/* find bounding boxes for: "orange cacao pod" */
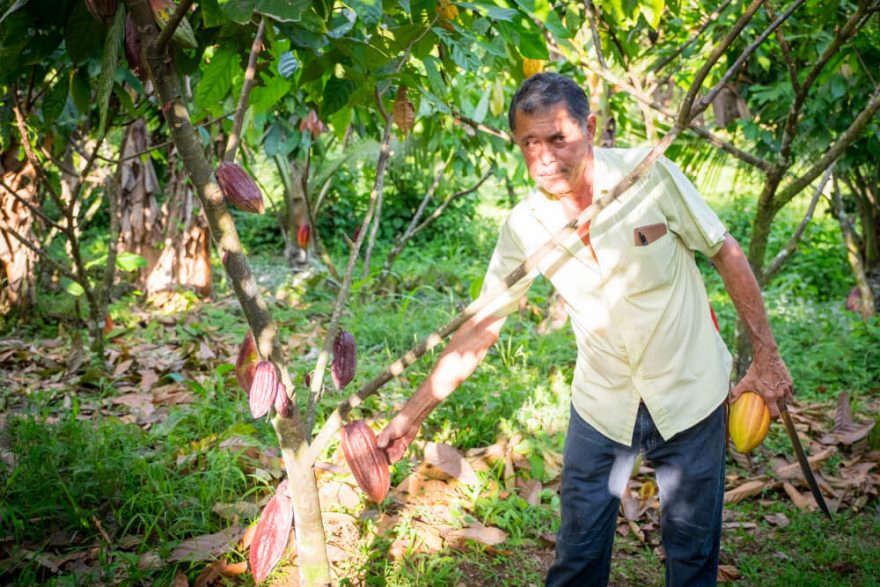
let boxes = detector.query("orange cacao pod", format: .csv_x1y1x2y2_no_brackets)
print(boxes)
216,162,265,214
728,391,771,453
249,361,280,419
236,332,258,392
249,479,293,584
331,329,357,390
340,420,390,503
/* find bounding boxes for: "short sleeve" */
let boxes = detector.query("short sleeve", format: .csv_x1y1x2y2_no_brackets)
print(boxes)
478,216,539,317
655,157,727,257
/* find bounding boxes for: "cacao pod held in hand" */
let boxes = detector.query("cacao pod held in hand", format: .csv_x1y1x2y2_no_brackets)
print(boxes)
216,162,265,214
341,420,390,503
728,391,771,453
236,332,258,392
331,329,357,390
249,361,280,419
249,480,293,584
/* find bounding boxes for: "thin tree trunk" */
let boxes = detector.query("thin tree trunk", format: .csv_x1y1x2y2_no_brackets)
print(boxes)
831,175,875,320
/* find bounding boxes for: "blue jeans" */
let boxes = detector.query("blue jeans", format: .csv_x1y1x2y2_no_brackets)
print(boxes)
546,402,726,587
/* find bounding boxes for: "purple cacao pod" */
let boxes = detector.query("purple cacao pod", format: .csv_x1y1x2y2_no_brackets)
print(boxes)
249,361,279,419
85,0,117,24
249,479,292,584
235,332,258,393
216,162,265,214
331,329,357,390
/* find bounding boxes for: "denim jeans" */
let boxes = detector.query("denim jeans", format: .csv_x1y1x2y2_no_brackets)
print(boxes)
546,402,726,587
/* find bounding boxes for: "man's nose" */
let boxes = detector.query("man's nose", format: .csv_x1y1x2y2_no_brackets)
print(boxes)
539,146,555,165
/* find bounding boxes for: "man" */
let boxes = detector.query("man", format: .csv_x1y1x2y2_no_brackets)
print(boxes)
377,73,792,586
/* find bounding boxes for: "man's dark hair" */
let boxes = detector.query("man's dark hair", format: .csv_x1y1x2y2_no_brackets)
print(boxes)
508,72,590,133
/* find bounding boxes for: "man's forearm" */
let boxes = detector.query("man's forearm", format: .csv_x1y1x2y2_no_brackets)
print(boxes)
399,313,507,425
711,233,777,354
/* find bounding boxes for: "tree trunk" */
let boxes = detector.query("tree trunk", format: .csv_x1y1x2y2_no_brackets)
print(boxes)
278,156,310,267
118,119,161,284
0,153,38,318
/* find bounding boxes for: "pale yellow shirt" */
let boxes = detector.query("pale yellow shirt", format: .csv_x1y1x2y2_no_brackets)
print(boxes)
480,148,732,445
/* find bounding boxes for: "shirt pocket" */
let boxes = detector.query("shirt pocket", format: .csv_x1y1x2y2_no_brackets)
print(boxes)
623,223,676,294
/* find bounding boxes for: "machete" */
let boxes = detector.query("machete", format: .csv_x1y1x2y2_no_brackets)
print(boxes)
778,401,833,520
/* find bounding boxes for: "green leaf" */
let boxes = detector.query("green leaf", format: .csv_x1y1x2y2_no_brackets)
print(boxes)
195,47,238,110
116,252,148,272
347,0,382,26
65,2,106,64
250,73,291,114
70,68,91,116
473,85,490,123
422,56,445,97
200,0,226,27
42,78,69,124
496,14,547,60
61,278,85,297
255,0,309,21
218,0,255,24
321,75,355,117
97,5,125,137
642,0,665,29
0,0,29,26
458,2,518,21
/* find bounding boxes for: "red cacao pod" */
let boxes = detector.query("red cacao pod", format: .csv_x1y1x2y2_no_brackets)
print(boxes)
249,479,293,584
729,391,771,453
236,332,258,393
340,420,390,503
216,162,265,214
274,385,289,418
331,329,357,390
85,0,118,24
249,361,279,419
297,223,310,248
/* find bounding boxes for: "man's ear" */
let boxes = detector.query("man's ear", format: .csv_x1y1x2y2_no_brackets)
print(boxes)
587,113,598,141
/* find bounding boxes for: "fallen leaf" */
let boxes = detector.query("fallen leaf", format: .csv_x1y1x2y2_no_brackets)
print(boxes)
717,564,741,582
173,571,189,587
138,550,163,571
139,368,160,391
113,359,133,379
763,512,790,527
424,442,478,485
444,524,508,547
213,501,261,520
169,526,244,563
522,478,543,506
724,478,770,504
782,481,815,511
197,341,217,361
773,447,836,480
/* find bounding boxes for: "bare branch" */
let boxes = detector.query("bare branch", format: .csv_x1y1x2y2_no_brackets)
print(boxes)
411,169,492,236
777,2,869,166
454,114,512,142
773,82,880,212
651,0,735,74
584,0,608,70
155,0,195,53
0,176,64,231
695,0,807,118
224,18,265,163
761,162,833,283
764,0,801,93
12,103,64,210
3,225,77,281
830,175,875,320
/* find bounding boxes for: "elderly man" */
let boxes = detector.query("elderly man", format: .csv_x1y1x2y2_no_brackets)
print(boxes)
378,72,792,586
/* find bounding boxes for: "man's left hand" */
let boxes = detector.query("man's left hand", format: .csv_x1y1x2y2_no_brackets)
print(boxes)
731,352,793,418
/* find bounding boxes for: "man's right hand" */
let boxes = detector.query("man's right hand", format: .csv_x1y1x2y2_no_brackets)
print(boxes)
377,413,420,464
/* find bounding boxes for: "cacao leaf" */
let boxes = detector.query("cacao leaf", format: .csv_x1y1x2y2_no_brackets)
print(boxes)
330,330,357,390
249,480,293,584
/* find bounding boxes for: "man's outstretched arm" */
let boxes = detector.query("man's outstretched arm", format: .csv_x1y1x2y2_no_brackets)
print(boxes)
377,312,507,462
711,232,793,417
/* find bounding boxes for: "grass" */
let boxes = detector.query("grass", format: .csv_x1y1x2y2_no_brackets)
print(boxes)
1,178,878,585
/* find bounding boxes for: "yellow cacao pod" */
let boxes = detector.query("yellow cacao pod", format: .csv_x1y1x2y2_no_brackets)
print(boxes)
728,391,771,453
522,58,544,77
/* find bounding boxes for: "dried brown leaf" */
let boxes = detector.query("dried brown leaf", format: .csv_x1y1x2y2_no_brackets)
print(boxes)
444,523,508,547
424,442,478,485
169,526,244,563
724,478,770,504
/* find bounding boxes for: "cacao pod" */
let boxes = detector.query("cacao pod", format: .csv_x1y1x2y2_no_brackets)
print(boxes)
298,110,326,139
392,86,415,136
85,0,118,24
124,14,145,81
236,332,259,393
249,361,280,419
522,58,544,78
490,79,505,117
297,223,311,248
340,420,390,503
249,479,293,584
148,0,198,49
274,385,289,418
728,391,771,453
331,330,357,390
216,162,265,214
437,0,458,30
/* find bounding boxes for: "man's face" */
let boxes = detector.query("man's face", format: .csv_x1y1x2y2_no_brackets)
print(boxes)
513,103,597,198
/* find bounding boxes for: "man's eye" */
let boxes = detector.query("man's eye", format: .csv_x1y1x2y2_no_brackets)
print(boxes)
552,136,565,145
524,139,539,149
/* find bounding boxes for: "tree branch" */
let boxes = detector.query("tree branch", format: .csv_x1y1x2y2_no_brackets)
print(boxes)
224,18,265,163
651,0,735,74
830,175,875,320
155,0,195,53
764,0,800,94
3,225,77,282
0,176,63,232
761,162,833,283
